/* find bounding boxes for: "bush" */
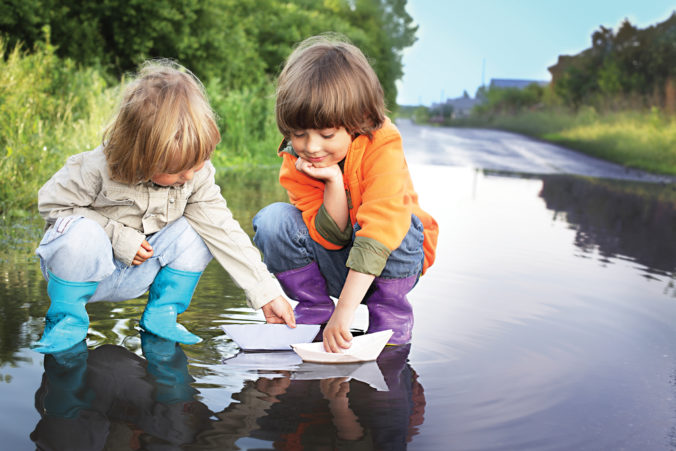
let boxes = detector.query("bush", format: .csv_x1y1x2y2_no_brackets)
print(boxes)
0,33,116,217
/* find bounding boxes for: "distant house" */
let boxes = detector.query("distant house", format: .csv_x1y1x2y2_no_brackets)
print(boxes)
430,91,479,120
445,91,479,118
489,78,549,90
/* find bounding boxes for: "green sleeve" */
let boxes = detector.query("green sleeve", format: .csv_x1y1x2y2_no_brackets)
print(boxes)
346,236,391,276
315,204,353,246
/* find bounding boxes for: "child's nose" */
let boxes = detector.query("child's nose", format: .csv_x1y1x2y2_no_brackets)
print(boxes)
307,135,322,153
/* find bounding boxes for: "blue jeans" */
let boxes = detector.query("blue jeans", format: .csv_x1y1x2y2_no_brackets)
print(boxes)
252,203,424,298
35,216,213,302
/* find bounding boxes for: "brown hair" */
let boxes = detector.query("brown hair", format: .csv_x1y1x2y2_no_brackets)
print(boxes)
275,34,386,139
103,59,220,184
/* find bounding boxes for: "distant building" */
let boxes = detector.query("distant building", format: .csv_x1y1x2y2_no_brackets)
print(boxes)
430,91,479,120
489,78,549,90
445,91,479,118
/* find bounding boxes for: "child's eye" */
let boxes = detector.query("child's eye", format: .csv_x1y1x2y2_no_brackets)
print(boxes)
321,133,335,139
292,132,306,138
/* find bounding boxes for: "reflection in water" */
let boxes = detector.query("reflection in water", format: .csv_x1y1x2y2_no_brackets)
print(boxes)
3,166,675,450
30,334,423,450
539,174,676,277
240,345,424,450
31,333,210,450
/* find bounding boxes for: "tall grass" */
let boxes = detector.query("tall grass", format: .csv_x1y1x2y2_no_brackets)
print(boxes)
451,108,676,176
0,36,117,218
207,78,282,168
0,37,285,221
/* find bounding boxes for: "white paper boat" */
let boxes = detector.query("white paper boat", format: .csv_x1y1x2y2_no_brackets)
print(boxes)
221,324,320,351
291,330,393,363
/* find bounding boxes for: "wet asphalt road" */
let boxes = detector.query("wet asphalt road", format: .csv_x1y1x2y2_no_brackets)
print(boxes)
397,119,676,184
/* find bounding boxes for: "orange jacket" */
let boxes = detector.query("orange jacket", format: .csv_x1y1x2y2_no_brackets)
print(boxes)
279,118,438,275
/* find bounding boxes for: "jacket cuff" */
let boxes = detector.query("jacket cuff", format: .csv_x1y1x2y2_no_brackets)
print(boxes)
315,204,353,246
245,275,284,310
112,227,146,267
346,236,391,276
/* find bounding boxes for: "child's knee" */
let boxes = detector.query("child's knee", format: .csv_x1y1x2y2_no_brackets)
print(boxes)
38,217,109,257
170,236,212,272
37,216,114,281
159,220,212,272
253,202,303,241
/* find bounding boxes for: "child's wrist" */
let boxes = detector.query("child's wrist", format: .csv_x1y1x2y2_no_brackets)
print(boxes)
334,301,357,317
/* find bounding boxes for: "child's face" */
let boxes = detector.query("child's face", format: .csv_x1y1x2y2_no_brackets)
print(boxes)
151,161,206,187
289,127,352,168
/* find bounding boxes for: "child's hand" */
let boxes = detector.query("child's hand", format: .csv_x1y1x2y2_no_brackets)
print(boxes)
295,157,342,182
261,296,297,328
323,306,354,353
132,240,153,265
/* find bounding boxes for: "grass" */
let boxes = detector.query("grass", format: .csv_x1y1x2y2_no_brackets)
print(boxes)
0,37,117,218
448,107,676,176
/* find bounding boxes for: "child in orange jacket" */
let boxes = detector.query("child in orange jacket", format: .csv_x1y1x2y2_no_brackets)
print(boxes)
253,35,438,352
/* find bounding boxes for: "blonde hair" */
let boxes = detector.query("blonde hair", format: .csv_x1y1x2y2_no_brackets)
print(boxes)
276,34,386,139
103,60,220,184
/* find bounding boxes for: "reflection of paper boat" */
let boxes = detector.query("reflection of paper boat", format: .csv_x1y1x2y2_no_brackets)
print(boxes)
223,350,388,391
222,350,303,368
291,330,393,363
221,324,320,351
293,361,388,391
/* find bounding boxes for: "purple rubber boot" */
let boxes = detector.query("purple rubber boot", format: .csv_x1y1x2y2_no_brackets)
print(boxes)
365,275,418,345
275,262,335,324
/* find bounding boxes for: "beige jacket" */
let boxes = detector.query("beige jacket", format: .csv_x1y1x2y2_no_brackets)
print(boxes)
38,147,281,309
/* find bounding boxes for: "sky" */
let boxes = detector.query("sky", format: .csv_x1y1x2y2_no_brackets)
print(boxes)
396,0,676,106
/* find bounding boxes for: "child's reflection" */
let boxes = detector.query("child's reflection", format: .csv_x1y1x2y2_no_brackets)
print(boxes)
234,344,425,450
30,338,425,450
31,333,211,450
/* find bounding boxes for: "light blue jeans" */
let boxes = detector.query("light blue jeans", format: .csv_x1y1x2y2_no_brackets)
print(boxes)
35,216,213,302
252,203,424,298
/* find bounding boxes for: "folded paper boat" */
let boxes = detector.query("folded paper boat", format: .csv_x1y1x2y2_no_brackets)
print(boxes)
291,329,393,363
222,324,320,351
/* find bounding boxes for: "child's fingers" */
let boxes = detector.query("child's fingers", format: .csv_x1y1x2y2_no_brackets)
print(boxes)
338,329,353,349
281,304,296,328
283,312,296,328
324,330,352,353
137,247,153,259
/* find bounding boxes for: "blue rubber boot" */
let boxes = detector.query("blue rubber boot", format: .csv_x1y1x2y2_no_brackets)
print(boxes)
34,272,98,354
140,265,203,344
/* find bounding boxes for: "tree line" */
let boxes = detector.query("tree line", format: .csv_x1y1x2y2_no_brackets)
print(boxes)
550,12,676,110
0,0,416,111
0,0,417,216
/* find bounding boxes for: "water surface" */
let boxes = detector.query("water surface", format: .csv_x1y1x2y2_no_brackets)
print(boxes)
1,153,675,449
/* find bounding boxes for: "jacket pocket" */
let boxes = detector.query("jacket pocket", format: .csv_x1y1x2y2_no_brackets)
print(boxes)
92,190,135,208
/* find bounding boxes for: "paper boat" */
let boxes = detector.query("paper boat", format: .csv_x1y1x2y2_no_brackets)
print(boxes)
221,324,320,351
291,330,393,363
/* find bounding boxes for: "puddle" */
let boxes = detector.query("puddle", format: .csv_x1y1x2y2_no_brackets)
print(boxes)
1,163,675,450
